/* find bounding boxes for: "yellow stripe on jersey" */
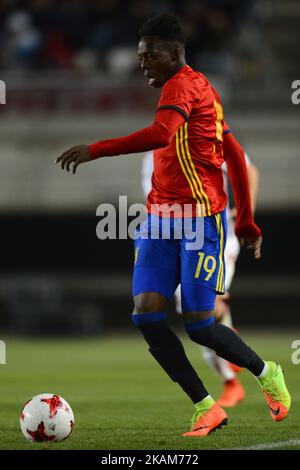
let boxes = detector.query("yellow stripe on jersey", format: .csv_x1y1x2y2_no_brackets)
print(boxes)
214,100,223,142
215,214,225,292
179,125,206,216
183,122,211,216
176,127,204,217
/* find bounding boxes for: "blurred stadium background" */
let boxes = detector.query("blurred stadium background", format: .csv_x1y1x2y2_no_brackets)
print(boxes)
0,0,299,337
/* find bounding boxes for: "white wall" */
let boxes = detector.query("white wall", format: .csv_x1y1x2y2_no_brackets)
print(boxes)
0,111,299,211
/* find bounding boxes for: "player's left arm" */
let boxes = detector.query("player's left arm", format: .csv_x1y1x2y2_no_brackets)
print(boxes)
223,131,262,259
231,159,260,216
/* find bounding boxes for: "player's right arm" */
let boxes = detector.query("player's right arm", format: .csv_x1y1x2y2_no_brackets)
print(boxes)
56,75,196,174
55,109,185,174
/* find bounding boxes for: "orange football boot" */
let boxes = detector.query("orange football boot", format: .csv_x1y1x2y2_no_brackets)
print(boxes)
183,401,228,437
217,378,245,407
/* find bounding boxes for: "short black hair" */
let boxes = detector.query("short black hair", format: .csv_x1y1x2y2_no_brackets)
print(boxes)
139,14,186,45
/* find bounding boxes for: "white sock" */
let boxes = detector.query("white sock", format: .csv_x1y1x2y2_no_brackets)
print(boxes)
257,361,268,379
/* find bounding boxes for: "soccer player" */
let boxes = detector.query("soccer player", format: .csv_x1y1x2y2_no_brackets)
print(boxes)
56,14,291,436
141,149,259,408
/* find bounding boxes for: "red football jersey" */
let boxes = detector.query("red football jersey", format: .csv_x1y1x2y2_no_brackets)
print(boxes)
147,65,227,217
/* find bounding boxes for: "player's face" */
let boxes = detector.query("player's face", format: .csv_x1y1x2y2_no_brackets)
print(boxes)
138,36,178,88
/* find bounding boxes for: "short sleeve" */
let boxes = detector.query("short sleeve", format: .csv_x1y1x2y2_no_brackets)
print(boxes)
156,76,197,121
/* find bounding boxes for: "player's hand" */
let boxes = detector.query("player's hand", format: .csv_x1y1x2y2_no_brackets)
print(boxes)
239,236,262,260
56,144,90,174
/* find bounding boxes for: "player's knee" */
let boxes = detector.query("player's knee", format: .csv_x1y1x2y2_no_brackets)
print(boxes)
183,310,214,322
187,326,215,346
133,292,169,314
183,313,216,345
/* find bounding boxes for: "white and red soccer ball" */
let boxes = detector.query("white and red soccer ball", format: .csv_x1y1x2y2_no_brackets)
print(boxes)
20,393,74,442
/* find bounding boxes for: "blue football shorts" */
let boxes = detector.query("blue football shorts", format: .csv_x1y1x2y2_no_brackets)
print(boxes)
132,211,227,312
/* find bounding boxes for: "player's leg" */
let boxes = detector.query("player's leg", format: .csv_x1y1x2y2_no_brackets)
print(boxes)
182,305,290,422
181,211,264,373
133,291,210,405
199,220,242,382
181,211,291,422
217,235,244,375
208,235,245,405
203,297,239,375
132,215,210,411
175,289,227,436
176,278,244,407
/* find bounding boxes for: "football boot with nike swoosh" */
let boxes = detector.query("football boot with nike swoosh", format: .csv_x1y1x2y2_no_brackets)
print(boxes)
183,397,228,437
258,361,291,422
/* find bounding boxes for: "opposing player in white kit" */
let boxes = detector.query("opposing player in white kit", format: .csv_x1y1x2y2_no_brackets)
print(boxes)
141,149,259,407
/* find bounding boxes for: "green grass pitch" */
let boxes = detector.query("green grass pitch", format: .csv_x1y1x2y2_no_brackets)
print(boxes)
0,331,299,450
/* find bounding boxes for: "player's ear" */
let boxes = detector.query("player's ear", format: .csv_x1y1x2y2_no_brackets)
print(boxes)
170,46,181,62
